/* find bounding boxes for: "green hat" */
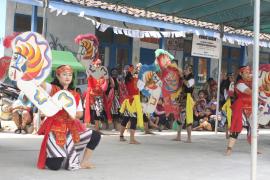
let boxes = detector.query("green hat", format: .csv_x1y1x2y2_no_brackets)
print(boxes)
155,49,174,60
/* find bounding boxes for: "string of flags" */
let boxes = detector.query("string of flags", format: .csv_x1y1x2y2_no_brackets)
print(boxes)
83,16,188,39
48,6,270,48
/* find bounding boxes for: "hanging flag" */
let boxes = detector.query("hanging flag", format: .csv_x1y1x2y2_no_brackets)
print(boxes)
78,11,85,17
56,9,62,16
99,24,110,32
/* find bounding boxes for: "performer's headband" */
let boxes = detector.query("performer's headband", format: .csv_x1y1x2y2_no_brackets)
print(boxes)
56,65,73,75
239,66,251,73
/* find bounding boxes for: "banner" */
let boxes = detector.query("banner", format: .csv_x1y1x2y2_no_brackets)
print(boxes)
191,34,220,59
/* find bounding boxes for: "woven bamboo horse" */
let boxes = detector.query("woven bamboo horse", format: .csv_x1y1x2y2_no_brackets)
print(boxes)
258,64,270,125
8,31,76,118
74,33,108,79
154,49,182,120
137,63,162,113
75,33,111,123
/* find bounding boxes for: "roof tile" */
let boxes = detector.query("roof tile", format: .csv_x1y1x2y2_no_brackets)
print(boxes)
64,0,270,41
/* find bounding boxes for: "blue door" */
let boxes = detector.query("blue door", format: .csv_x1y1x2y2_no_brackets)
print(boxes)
140,48,155,65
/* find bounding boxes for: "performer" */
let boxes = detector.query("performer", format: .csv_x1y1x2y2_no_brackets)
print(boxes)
175,64,195,142
104,71,115,124
154,50,183,141
109,68,122,130
37,65,101,170
74,33,109,130
220,73,234,139
119,65,143,144
226,66,252,156
86,59,108,132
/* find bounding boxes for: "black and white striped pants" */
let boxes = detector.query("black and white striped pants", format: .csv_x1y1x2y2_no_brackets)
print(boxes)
45,129,101,170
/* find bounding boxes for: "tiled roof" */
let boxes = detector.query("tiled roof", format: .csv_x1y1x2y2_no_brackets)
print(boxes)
64,0,270,41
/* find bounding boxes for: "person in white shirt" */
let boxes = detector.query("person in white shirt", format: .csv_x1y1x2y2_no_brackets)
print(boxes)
9,92,33,134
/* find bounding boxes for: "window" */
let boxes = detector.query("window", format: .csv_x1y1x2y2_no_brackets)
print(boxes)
96,28,113,44
116,48,129,71
183,40,192,54
183,55,210,85
222,47,229,59
222,46,242,74
77,72,87,85
231,48,241,60
260,52,270,64
14,13,43,33
97,28,131,68
115,34,129,44
99,47,106,65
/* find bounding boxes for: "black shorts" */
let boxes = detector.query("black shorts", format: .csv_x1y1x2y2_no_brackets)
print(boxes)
143,114,149,123
91,110,107,123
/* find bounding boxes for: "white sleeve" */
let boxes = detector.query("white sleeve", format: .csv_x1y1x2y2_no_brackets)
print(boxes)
187,78,195,88
236,83,249,93
77,99,83,112
45,83,52,94
224,90,228,100
12,100,21,108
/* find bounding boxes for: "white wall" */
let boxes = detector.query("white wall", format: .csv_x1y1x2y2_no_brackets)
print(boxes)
5,2,96,56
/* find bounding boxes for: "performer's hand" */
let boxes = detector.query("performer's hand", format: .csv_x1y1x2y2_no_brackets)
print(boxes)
68,115,76,120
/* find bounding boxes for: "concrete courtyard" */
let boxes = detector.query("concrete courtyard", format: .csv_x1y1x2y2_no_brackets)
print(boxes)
0,129,270,180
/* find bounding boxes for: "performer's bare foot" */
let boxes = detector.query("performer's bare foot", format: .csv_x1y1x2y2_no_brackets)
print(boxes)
145,130,155,135
129,140,140,144
225,147,232,156
80,162,95,169
184,139,192,143
120,136,127,141
172,137,181,141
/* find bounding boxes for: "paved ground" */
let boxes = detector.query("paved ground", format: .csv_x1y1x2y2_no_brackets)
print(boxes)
0,127,270,180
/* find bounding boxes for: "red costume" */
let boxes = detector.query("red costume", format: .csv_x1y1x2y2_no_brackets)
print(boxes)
230,79,252,133
103,77,115,122
126,77,140,102
37,85,85,169
84,75,108,123
118,78,129,104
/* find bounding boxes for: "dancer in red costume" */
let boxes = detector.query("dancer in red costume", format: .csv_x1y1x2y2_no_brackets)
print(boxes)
37,65,101,170
225,66,252,156
74,33,109,131
119,65,142,144
87,59,108,132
